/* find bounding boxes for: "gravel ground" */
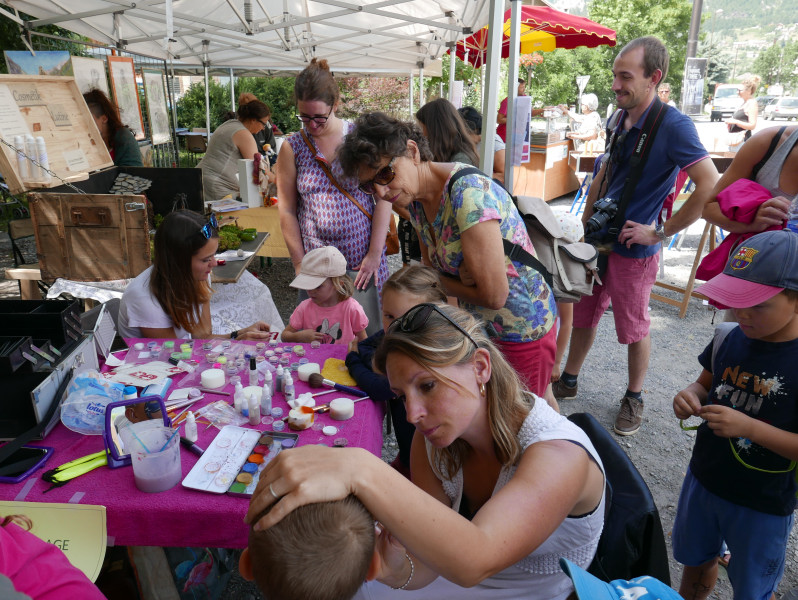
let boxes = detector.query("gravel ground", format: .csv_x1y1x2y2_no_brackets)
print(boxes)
3,201,796,598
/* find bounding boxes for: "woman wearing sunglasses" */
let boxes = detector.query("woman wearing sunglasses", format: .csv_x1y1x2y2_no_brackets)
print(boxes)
118,210,276,340
337,112,558,402
198,98,272,202
276,58,392,327
247,303,605,599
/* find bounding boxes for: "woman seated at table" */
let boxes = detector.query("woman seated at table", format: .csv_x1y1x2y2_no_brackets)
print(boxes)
83,89,143,167
197,98,273,201
119,210,279,340
239,92,277,158
559,93,602,153
247,303,605,599
338,112,558,402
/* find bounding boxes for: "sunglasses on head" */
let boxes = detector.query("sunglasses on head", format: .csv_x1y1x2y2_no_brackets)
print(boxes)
388,303,478,350
358,157,397,195
199,213,219,239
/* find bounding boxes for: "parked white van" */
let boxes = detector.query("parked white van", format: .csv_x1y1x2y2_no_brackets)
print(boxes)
710,83,743,122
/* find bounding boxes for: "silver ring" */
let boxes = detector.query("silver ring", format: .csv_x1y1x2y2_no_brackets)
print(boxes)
269,482,279,500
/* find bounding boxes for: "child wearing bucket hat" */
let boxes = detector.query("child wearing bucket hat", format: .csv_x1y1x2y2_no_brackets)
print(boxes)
281,246,369,345
672,229,798,600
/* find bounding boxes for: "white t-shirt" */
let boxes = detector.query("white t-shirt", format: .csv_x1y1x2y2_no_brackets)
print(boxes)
118,266,191,339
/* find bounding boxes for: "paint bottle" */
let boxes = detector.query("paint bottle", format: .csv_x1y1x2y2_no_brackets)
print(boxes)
35,137,51,183
14,136,28,181
123,386,138,402
261,382,272,416
248,392,260,425
248,356,258,386
263,369,274,397
234,382,245,414
275,365,285,395
24,135,37,181
284,372,295,404
184,411,198,443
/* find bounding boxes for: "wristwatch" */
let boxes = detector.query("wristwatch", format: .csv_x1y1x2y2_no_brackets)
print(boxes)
654,223,668,242
230,330,239,340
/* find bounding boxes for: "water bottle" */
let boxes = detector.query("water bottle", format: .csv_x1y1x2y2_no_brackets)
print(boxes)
787,196,798,234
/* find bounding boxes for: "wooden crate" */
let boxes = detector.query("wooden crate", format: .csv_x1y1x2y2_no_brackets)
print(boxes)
29,191,150,281
0,75,112,195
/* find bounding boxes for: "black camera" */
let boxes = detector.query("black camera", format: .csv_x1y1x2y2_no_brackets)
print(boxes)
585,197,619,235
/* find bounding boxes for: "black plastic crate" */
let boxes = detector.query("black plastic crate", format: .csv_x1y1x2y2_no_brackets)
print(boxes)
0,299,82,351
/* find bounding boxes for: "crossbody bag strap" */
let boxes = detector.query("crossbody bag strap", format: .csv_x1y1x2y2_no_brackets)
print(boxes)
607,97,670,237
300,129,372,221
751,126,788,180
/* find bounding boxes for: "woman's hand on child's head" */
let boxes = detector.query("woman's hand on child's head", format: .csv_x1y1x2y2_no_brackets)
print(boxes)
245,445,362,531
673,388,702,420
237,322,272,340
371,525,410,585
700,405,753,439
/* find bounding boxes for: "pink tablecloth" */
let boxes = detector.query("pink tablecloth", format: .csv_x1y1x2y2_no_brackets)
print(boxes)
0,340,385,548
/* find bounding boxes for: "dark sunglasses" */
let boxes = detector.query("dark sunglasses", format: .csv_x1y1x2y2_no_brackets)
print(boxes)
295,106,333,124
389,303,478,350
199,213,219,239
358,157,397,195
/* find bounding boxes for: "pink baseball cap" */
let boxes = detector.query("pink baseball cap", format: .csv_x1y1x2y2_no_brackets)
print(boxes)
695,230,798,309
289,246,347,290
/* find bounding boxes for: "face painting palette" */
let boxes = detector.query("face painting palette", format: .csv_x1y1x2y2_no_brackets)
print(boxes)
181,425,298,496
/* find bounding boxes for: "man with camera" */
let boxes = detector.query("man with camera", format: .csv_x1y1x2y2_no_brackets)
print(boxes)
552,37,718,436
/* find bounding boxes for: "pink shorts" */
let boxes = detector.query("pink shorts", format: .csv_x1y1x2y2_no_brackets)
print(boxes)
573,252,659,344
495,325,557,396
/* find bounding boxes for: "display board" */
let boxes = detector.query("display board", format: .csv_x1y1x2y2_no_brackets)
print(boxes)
142,69,170,145
4,50,73,76
107,56,144,140
70,56,110,97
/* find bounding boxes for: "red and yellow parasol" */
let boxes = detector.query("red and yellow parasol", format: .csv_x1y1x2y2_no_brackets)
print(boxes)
452,6,616,69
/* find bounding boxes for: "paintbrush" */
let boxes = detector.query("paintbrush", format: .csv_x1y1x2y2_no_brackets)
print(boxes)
281,396,370,421
307,372,368,397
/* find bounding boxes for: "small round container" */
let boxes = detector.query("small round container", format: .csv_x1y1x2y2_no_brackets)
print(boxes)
282,346,293,356
298,357,309,365
226,364,238,377
255,355,266,365
170,351,183,362
235,358,245,369
230,375,241,387
270,407,283,418
268,356,279,365
310,340,321,349
294,346,306,357
149,349,159,359
181,351,192,360
260,416,274,426
180,343,192,353
272,420,285,431
264,350,275,357
202,342,213,351
274,347,284,355
279,355,290,366
244,350,254,360
206,352,219,363
290,362,300,371
217,356,228,365
222,340,232,349
255,342,266,352
269,339,278,347
134,342,145,350
163,341,175,350
147,341,157,349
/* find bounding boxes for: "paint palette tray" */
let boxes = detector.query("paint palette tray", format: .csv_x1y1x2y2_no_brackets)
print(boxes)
181,425,298,495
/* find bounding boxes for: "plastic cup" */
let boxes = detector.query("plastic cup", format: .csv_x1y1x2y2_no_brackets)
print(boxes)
129,424,182,493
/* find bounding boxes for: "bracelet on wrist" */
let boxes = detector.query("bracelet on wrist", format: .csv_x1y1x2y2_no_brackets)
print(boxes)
231,330,239,339
390,553,414,590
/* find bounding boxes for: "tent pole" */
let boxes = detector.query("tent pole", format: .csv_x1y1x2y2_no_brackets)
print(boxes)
204,65,211,134
448,49,456,102
479,0,504,175
504,0,522,194
230,67,235,111
419,66,425,107
409,71,414,118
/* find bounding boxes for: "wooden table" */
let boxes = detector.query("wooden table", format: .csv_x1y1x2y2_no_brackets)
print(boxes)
511,139,580,201
210,231,268,284
223,206,290,258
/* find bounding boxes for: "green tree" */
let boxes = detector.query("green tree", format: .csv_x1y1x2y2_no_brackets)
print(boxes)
0,10,92,73
753,43,783,87
588,0,693,107
338,76,410,120
176,79,229,131
236,76,296,134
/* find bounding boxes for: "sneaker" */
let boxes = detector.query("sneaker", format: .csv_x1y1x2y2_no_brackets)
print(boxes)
552,378,578,401
613,396,644,436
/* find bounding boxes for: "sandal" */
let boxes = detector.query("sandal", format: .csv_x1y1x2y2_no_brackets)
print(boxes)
718,551,731,568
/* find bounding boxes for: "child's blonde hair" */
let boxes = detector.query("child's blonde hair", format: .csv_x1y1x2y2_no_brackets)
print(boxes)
330,274,355,300
383,265,447,304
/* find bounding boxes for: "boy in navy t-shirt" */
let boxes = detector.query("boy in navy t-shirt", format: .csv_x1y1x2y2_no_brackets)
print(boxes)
672,230,798,600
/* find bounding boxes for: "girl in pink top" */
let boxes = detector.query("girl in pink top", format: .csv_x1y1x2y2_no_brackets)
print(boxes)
281,246,369,345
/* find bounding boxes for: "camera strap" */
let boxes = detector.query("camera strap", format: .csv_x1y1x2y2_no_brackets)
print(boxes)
604,97,670,237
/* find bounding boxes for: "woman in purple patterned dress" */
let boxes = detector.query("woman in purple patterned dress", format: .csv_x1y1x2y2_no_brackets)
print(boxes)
276,58,391,306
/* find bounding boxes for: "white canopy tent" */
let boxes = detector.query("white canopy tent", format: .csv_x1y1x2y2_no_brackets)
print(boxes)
0,0,535,176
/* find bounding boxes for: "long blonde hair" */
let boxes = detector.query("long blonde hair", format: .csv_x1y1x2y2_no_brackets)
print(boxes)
374,304,531,479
